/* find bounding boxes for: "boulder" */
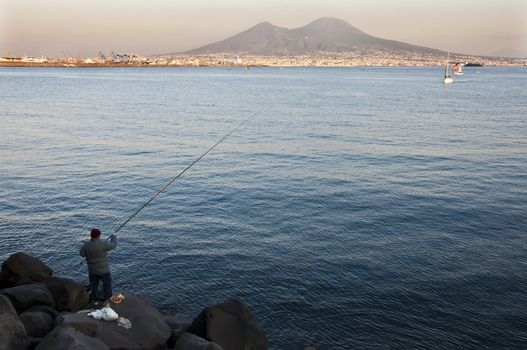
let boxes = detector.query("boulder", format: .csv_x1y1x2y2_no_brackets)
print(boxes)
35,326,109,350
0,283,55,313
19,311,54,338
55,313,98,335
0,252,53,287
42,276,90,312
161,313,193,347
0,269,12,289
26,304,60,319
188,298,267,350
0,294,30,350
174,332,224,350
56,294,172,350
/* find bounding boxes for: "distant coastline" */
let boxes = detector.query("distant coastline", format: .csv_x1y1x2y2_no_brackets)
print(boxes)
3,57,521,69
1,53,525,68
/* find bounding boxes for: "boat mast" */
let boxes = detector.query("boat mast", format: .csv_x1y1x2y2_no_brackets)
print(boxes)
445,52,450,78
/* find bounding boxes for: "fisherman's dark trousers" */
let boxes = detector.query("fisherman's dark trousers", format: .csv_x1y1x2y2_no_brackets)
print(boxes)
89,272,112,302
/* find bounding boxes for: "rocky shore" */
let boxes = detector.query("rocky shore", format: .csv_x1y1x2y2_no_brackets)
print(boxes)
0,252,268,350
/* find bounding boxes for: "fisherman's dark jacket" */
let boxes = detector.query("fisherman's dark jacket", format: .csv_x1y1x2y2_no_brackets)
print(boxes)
79,235,117,275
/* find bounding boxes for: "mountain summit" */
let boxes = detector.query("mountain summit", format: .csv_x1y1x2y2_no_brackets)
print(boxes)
180,17,443,55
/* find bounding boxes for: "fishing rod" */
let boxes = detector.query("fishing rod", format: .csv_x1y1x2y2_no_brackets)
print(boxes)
109,118,248,237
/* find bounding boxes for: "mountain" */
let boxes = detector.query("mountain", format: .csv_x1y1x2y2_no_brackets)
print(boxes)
178,17,444,56
490,48,527,59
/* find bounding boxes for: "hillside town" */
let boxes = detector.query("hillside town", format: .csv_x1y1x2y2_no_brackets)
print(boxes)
0,50,525,67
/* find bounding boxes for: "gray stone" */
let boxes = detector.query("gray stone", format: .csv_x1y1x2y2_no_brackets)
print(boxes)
0,269,12,289
161,313,193,347
19,311,54,338
42,276,90,312
0,283,55,313
0,252,53,287
0,294,30,350
56,294,172,350
174,332,224,350
35,326,109,350
25,304,60,319
0,283,55,314
188,298,268,350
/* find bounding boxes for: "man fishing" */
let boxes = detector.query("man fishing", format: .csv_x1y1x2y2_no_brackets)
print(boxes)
75,120,246,306
80,228,117,305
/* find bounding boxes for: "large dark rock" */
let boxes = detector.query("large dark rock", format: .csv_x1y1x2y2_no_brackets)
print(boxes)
188,298,267,350
0,294,30,350
0,252,53,287
55,313,98,335
161,313,193,347
19,311,54,338
0,269,11,289
35,326,109,350
42,276,90,312
26,304,60,319
56,294,172,349
0,283,55,313
174,332,224,350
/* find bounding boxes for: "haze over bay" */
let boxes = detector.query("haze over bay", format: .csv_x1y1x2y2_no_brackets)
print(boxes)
2,0,526,58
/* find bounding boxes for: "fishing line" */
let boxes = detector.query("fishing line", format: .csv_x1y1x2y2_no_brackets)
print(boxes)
110,117,249,236
78,116,249,270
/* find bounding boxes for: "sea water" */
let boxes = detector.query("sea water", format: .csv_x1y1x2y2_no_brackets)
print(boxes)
1,66,526,349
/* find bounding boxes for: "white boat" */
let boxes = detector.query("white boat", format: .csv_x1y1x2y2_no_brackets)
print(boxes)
443,52,453,84
453,63,463,75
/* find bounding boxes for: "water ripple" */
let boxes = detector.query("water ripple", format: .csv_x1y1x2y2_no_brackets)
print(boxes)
1,66,526,349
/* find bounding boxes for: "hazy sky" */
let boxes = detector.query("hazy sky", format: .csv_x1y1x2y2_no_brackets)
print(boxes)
1,0,526,57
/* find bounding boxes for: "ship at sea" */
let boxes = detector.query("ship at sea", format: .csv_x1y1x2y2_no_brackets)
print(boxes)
464,62,483,67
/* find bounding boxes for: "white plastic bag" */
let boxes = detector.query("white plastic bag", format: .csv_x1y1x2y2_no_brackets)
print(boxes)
87,309,103,320
87,307,118,321
101,306,119,321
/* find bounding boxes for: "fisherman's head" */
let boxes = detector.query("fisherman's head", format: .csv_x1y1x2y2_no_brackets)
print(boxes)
90,228,101,239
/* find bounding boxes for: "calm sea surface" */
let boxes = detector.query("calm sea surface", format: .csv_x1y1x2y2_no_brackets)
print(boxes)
1,66,526,349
